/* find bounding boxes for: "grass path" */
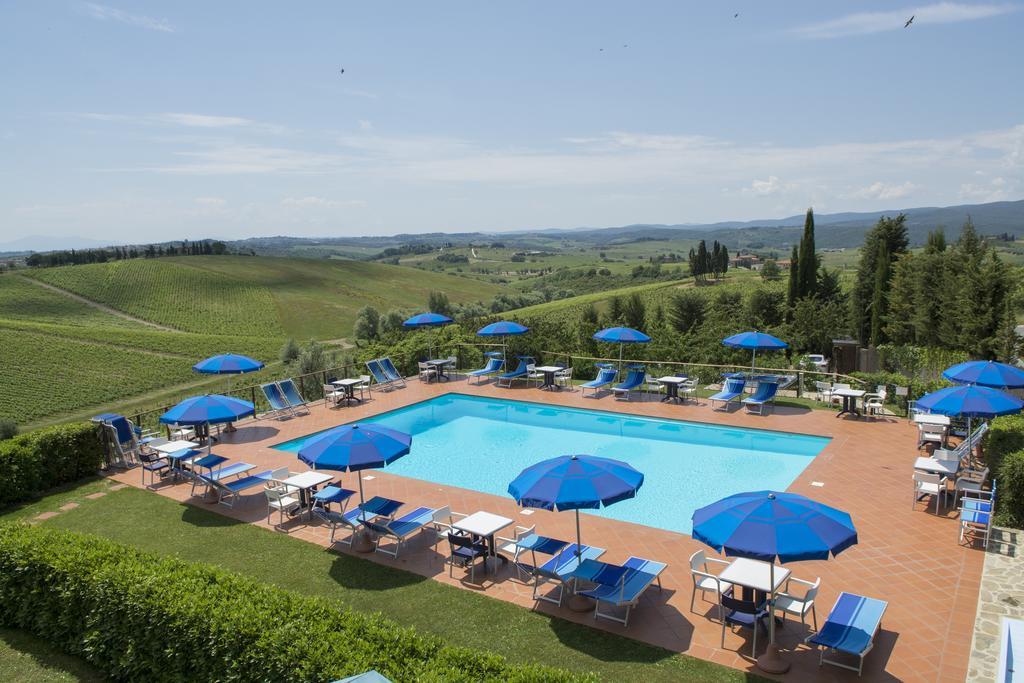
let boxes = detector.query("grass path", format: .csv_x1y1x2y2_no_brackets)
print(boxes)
16,274,178,331
4,482,762,683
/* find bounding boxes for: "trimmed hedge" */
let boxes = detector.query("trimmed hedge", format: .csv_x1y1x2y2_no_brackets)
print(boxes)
985,414,1024,477
0,524,589,683
0,422,103,507
986,415,1024,528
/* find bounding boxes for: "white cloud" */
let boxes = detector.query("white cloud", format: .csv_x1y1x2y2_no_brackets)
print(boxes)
148,145,347,175
71,111,289,135
791,2,1016,39
960,176,1017,202
82,3,175,33
281,196,365,208
851,181,920,200
741,175,796,197
158,113,252,128
194,197,226,207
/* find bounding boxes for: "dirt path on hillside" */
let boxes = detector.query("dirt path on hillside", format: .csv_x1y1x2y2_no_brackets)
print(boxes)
17,274,180,331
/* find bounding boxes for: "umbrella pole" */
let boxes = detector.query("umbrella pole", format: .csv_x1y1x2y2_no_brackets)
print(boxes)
568,509,592,612
352,473,375,554
751,349,757,374
619,344,624,376
756,560,790,673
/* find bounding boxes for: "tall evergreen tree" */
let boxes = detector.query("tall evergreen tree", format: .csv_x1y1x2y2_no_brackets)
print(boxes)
797,208,817,299
851,214,908,344
786,245,799,311
869,240,891,346
696,240,710,283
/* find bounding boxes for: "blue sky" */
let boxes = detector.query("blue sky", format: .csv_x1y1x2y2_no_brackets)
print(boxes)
1,1,1022,246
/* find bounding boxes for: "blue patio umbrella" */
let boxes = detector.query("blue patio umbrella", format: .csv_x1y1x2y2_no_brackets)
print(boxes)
916,384,1024,450
593,327,651,373
692,490,857,672
297,423,411,505
477,320,529,364
508,454,644,561
160,394,255,448
192,353,265,375
942,360,1024,389
403,312,454,359
722,331,788,373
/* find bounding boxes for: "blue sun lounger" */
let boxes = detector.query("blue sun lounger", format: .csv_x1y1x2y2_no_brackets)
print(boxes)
362,506,437,558
380,357,407,387
497,357,533,387
278,378,310,415
365,359,395,391
467,357,504,384
532,543,606,606
581,366,618,396
201,467,278,508
742,381,779,414
261,382,294,419
709,378,746,411
806,592,888,676
573,556,666,627
612,369,646,401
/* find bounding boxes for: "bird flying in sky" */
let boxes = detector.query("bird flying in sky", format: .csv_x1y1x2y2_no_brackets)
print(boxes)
338,68,345,75
905,15,914,28
734,13,739,19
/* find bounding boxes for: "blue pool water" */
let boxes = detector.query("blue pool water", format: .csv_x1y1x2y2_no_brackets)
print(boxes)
273,394,829,534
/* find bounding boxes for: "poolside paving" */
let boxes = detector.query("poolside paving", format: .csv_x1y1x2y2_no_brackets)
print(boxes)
110,377,985,682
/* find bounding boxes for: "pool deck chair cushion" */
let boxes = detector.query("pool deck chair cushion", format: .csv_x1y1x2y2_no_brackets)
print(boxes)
497,358,532,388
532,543,606,606
576,556,666,627
363,506,436,558
806,592,888,676
742,381,779,414
467,357,504,384
278,379,310,415
260,383,294,419
582,367,618,396
380,357,407,387
612,369,646,401
709,378,746,411
366,360,395,391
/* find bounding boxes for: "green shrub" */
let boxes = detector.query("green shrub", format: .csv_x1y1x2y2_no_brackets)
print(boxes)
0,525,588,683
985,414,1024,477
0,423,103,508
0,420,16,440
996,450,1024,528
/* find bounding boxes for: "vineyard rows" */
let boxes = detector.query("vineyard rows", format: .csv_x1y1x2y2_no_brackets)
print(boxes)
27,260,285,336
0,275,137,328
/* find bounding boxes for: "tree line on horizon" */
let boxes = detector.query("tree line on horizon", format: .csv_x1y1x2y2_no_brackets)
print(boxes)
23,239,231,268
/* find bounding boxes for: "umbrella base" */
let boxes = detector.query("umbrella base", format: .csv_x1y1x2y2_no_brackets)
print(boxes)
568,594,594,613
223,422,237,433
756,644,790,674
351,529,376,554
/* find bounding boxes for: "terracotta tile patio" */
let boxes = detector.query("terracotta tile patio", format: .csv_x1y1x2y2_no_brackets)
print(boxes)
111,378,983,682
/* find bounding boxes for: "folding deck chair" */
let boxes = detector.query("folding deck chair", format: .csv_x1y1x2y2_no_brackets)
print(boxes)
278,379,310,415
575,556,666,627
581,365,618,397
467,357,504,384
709,378,746,411
742,381,779,414
260,383,294,419
806,592,888,676
362,506,437,558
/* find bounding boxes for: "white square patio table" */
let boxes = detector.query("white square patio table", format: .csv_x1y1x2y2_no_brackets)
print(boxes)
914,413,951,426
282,471,335,519
534,366,565,391
453,511,514,572
331,378,364,405
718,557,791,601
656,376,688,402
153,440,199,454
832,388,866,418
914,456,959,477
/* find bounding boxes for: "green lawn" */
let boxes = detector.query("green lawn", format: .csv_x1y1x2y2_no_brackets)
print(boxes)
0,628,104,683
3,482,762,683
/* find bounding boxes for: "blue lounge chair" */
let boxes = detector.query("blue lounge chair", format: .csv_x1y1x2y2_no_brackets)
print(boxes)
960,484,995,549
612,369,646,401
497,357,533,388
467,357,504,384
260,383,294,419
709,378,746,411
581,366,618,397
380,357,407,387
532,543,606,606
203,467,282,507
278,379,310,415
105,416,144,466
742,381,779,414
806,592,888,676
362,506,437,558
365,359,395,391
575,556,666,627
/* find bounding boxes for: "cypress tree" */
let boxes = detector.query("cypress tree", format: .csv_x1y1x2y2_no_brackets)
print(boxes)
787,245,799,310
797,208,817,299
869,239,891,346
696,241,709,283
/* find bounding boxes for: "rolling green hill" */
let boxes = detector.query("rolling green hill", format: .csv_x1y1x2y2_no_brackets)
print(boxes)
26,256,501,340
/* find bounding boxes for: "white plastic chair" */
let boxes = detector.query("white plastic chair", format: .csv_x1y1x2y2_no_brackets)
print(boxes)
917,423,947,449
954,466,989,501
418,362,437,382
526,364,544,386
775,576,820,630
912,471,948,514
323,384,343,407
265,486,300,525
554,366,574,390
429,505,468,546
814,381,833,404
495,524,536,581
680,378,699,404
689,550,733,622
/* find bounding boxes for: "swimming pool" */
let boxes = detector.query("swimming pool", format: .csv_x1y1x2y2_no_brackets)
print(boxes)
273,394,829,534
